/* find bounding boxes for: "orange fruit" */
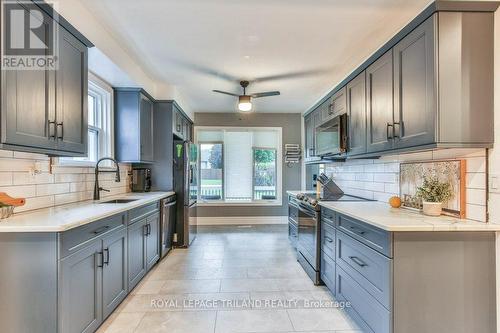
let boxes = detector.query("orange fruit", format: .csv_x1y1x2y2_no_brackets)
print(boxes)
389,196,402,208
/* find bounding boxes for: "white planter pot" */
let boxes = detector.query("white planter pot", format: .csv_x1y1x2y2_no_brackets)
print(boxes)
422,201,443,217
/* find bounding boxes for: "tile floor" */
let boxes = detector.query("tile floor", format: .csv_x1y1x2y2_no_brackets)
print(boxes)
97,224,360,333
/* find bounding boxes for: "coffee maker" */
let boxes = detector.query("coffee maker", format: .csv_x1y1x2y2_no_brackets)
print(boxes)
131,168,151,192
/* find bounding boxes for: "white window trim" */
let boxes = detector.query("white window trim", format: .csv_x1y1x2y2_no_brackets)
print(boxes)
195,126,283,207
56,72,114,167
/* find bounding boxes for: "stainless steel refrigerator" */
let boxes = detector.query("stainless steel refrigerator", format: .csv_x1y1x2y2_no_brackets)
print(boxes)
173,140,198,247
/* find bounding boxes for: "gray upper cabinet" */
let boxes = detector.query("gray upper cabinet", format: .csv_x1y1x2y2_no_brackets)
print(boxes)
114,89,154,163
393,15,436,149
59,239,102,333
304,114,315,158
347,72,367,156
171,103,193,141
366,50,394,153
323,87,346,122
56,27,89,155
0,2,91,156
102,227,128,320
139,94,154,162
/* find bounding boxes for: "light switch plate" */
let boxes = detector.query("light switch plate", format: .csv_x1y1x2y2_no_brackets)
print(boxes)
490,174,500,193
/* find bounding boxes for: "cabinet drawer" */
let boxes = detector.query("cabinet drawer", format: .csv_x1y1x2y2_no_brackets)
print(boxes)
320,250,335,294
321,222,335,259
336,266,391,333
337,231,392,309
60,213,126,259
128,202,160,224
336,213,392,257
321,207,335,224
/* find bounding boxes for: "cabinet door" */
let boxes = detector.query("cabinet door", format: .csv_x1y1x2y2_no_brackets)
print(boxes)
366,50,394,153
173,107,183,138
324,87,347,121
1,2,56,150
127,219,147,290
102,227,128,319
56,27,88,154
139,94,154,162
60,240,102,333
393,16,436,149
304,115,314,158
146,213,160,271
347,72,367,155
312,110,322,156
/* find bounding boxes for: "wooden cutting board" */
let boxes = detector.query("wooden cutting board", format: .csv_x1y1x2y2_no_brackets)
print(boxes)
0,192,26,207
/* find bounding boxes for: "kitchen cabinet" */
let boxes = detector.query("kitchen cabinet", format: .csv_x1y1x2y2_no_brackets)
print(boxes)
346,72,367,156
127,204,160,290
127,218,147,290
55,27,89,155
102,227,128,319
304,114,315,159
145,213,160,271
366,50,394,153
322,87,346,122
315,206,496,333
0,1,91,156
171,102,193,141
114,89,155,163
60,239,102,333
304,5,496,158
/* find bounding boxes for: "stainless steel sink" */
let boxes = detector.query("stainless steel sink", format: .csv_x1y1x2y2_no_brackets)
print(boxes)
99,199,138,204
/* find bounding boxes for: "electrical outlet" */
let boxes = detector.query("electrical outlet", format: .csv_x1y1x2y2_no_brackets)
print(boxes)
490,174,500,193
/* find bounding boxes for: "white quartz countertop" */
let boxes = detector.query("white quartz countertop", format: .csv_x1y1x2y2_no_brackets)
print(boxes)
318,201,500,232
286,190,500,232
0,191,174,233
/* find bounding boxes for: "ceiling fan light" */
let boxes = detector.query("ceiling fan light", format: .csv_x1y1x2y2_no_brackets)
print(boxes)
238,95,252,112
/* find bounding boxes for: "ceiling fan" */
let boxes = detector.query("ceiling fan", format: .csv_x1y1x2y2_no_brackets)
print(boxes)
213,80,280,112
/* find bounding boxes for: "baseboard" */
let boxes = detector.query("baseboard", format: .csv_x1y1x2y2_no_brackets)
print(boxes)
196,216,288,225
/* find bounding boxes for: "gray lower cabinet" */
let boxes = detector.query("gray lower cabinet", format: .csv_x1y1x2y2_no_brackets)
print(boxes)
102,227,128,319
59,239,103,333
366,50,394,153
347,71,367,156
318,206,496,333
146,213,160,271
127,218,148,290
0,1,90,156
128,208,161,291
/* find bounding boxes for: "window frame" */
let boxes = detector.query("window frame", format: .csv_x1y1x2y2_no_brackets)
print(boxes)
195,126,283,206
57,72,114,167
252,147,278,201
198,141,224,202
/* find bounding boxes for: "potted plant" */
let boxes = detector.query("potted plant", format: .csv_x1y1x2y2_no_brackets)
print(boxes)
415,177,453,216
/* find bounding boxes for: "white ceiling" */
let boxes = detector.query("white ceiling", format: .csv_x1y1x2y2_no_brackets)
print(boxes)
79,0,432,113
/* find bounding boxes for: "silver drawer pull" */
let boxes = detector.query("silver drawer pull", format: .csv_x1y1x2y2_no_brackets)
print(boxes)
349,226,366,235
349,256,368,267
93,225,110,234
324,236,333,243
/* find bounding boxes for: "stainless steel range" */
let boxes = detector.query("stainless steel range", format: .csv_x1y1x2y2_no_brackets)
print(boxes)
292,175,372,285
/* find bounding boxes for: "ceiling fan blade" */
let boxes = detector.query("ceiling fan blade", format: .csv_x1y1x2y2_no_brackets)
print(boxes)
254,67,334,83
212,90,240,97
251,91,281,98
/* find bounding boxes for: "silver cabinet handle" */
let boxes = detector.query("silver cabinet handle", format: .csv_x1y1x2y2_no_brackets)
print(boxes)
324,236,333,243
103,248,110,265
48,120,56,139
393,121,402,138
349,225,366,235
386,123,393,140
56,122,64,140
349,256,368,267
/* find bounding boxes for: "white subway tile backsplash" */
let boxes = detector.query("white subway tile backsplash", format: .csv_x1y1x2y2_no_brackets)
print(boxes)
0,149,131,213
322,149,488,222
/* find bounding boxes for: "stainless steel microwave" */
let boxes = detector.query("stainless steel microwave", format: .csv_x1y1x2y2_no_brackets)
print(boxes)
314,114,348,156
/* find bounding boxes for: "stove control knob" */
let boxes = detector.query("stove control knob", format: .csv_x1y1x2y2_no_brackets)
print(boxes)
309,199,318,206
296,193,304,200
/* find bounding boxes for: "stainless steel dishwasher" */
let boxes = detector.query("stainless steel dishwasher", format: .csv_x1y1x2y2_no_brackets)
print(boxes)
160,195,177,258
